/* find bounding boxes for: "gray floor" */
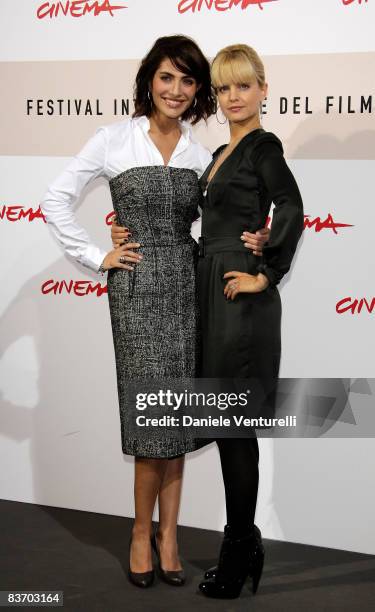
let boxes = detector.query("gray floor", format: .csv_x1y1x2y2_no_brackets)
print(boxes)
1,499,375,611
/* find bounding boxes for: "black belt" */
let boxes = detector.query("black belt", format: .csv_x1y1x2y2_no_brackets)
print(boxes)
198,236,253,258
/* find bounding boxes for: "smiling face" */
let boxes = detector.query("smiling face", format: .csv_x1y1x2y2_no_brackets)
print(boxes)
216,78,267,124
150,58,199,120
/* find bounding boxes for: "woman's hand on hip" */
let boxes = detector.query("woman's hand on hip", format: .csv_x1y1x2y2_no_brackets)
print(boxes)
111,213,131,248
101,242,142,272
223,271,269,300
240,227,270,256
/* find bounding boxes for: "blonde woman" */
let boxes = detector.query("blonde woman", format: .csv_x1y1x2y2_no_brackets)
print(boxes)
196,44,303,599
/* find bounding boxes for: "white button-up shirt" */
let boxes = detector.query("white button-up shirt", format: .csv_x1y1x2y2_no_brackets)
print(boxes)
41,116,212,272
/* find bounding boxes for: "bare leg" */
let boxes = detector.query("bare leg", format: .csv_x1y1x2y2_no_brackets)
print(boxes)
156,456,185,571
130,457,168,573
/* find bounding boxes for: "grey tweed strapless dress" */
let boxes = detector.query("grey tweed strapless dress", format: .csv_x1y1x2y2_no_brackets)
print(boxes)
107,166,201,458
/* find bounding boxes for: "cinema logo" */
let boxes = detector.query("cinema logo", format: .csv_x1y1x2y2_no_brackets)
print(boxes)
36,1,127,20
336,297,375,315
0,205,46,223
267,213,352,234
303,214,353,234
177,0,279,14
342,0,368,6
42,279,107,296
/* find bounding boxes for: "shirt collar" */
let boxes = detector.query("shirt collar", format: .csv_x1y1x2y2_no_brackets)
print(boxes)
135,115,192,144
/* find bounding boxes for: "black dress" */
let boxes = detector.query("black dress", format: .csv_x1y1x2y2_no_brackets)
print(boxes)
107,166,201,458
197,129,304,405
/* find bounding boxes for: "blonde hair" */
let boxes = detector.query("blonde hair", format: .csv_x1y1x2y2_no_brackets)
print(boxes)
211,44,265,89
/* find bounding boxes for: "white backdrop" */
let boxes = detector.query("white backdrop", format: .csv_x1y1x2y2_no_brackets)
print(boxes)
1,0,375,555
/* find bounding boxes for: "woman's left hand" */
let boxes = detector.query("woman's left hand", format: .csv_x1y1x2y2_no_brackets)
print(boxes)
223,271,269,300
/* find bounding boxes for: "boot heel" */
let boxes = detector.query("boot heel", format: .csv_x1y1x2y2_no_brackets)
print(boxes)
251,554,264,594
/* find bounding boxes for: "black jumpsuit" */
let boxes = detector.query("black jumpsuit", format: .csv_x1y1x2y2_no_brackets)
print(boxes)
198,129,304,530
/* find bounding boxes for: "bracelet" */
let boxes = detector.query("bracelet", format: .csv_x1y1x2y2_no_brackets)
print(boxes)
98,263,107,276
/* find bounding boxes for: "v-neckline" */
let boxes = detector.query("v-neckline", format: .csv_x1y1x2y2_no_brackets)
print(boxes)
206,127,264,188
147,128,183,168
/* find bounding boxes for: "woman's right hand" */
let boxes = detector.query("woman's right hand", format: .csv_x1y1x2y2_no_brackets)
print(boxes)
111,214,130,248
241,227,270,256
101,242,142,272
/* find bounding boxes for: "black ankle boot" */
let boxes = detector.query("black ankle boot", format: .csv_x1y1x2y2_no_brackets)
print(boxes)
204,524,264,591
199,525,264,599
203,524,232,581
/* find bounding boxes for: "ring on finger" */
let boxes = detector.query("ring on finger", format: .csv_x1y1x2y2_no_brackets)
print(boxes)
119,256,127,264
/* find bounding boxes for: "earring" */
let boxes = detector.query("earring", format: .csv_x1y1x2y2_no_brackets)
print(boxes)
215,107,227,124
147,90,153,104
260,97,266,121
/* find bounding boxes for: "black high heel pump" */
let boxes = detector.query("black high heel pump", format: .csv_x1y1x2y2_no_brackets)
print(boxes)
128,536,154,588
151,533,186,586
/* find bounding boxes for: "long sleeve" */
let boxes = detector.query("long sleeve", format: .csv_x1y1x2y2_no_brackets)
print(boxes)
253,139,304,286
41,127,109,273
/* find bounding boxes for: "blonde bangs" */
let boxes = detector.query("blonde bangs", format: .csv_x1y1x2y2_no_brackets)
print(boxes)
212,53,255,88
211,45,265,89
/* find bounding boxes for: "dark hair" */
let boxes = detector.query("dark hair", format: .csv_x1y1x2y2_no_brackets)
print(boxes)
133,35,215,124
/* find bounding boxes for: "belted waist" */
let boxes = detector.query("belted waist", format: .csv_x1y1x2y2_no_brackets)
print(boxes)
198,235,251,257
137,238,194,248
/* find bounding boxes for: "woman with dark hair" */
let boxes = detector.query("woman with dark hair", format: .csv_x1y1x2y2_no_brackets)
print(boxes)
41,35,216,589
